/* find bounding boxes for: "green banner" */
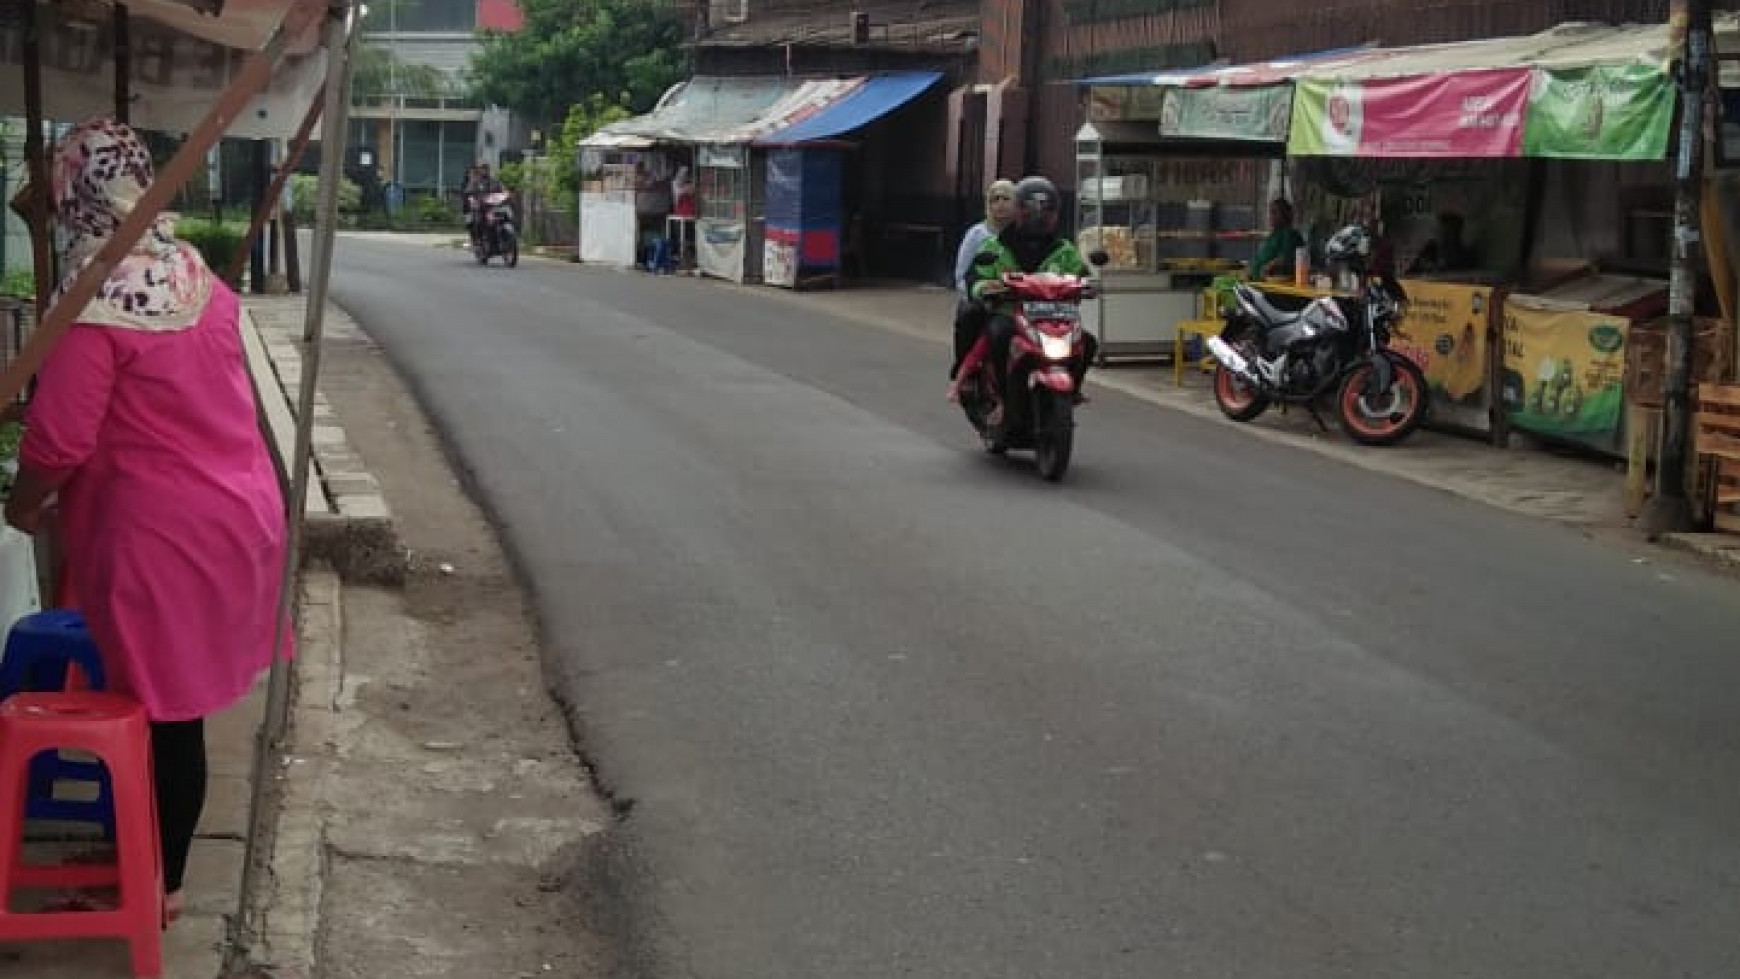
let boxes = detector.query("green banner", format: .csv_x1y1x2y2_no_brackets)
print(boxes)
1160,85,1292,142
1523,64,1674,161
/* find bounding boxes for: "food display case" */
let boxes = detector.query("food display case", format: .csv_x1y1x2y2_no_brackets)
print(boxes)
1074,121,1268,362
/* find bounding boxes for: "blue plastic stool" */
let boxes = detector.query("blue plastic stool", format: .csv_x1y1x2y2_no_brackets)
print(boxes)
647,236,676,274
0,610,116,838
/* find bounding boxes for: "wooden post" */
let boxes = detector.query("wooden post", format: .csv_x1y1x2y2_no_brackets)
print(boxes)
114,4,132,124
1645,0,1714,537
226,86,327,286
249,140,270,293
19,0,54,330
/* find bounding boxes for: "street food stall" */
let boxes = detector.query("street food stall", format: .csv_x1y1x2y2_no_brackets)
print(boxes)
1074,51,1369,363
577,137,682,268
1277,23,1701,448
1074,119,1269,361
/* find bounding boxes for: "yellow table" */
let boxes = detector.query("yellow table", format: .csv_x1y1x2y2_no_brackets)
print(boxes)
1249,279,1355,301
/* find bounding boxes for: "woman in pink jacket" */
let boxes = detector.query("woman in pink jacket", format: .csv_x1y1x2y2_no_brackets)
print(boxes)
5,118,289,922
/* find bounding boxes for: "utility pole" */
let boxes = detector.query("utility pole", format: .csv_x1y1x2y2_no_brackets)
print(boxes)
1644,0,1713,539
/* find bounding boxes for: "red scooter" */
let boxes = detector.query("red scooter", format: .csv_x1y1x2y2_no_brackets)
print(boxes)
957,258,1099,481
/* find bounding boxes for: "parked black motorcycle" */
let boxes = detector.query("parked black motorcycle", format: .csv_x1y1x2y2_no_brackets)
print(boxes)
1205,224,1427,446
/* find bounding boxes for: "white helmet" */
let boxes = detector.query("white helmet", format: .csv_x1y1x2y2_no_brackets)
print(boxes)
1324,224,1372,264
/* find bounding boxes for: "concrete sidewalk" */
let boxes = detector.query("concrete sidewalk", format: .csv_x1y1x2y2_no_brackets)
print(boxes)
724,279,1740,569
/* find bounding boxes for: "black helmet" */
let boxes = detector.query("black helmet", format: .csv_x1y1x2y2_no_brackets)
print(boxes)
1013,176,1060,238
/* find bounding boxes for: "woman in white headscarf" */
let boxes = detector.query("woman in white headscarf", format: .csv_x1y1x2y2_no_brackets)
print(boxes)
948,179,1016,387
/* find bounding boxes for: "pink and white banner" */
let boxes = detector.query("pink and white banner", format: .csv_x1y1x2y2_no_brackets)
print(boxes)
1289,68,1533,158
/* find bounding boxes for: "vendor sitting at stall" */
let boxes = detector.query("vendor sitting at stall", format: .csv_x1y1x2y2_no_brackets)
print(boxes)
1251,198,1306,281
1408,211,1477,275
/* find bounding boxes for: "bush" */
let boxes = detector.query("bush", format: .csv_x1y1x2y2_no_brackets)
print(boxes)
0,269,33,300
413,194,459,227
179,219,247,287
288,174,362,223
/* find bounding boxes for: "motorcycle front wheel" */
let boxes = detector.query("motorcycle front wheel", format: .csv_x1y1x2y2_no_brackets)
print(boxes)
1337,355,1427,446
1034,389,1074,482
474,238,489,265
1212,354,1270,422
503,231,519,268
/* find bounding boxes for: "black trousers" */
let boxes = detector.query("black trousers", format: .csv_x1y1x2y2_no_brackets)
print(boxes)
951,303,990,378
151,719,207,894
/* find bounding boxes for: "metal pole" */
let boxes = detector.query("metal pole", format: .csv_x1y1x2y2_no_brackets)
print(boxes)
1645,0,1713,539
229,0,357,964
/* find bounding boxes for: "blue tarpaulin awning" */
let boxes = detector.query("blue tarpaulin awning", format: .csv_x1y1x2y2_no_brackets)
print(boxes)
755,71,944,146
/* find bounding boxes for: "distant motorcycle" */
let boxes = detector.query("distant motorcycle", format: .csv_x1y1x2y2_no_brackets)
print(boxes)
1205,225,1427,446
472,190,519,268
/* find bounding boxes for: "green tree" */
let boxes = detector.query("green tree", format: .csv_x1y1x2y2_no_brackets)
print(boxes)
352,45,455,100
468,0,687,129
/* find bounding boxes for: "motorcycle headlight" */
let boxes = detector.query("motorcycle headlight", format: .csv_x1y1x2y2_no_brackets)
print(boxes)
1040,333,1073,360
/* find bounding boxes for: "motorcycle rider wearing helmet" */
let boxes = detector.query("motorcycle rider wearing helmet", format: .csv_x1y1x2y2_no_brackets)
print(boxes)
462,163,505,248
966,175,1098,405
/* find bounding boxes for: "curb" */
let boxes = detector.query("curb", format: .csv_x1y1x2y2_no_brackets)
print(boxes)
1660,532,1740,571
243,299,408,585
250,567,343,978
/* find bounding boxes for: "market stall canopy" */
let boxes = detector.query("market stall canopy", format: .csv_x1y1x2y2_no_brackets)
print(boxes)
0,0,329,137
754,71,943,146
1076,46,1371,90
583,75,802,148
1078,47,1369,143
584,73,920,149
1286,16,1740,160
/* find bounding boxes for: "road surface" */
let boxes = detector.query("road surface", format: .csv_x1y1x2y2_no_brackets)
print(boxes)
329,236,1740,979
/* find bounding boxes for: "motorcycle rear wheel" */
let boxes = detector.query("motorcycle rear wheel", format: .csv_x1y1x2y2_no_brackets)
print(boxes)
960,375,1008,455
1212,358,1270,422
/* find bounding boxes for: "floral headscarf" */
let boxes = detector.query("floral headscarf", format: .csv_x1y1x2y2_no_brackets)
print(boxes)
52,116,212,332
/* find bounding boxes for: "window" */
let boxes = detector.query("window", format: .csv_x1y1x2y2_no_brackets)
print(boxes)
441,121,480,194
378,0,474,33
699,165,745,222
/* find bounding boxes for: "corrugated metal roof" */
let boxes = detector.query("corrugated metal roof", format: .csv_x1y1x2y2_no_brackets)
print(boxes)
1294,17,1739,82
583,74,880,146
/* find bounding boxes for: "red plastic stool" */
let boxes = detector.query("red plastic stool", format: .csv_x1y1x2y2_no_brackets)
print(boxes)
0,693,163,978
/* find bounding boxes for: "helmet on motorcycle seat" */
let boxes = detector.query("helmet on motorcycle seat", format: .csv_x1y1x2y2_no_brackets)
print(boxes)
1012,176,1061,238
1323,224,1372,265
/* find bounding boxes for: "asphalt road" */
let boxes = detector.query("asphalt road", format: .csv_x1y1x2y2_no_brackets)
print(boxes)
329,236,1740,979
